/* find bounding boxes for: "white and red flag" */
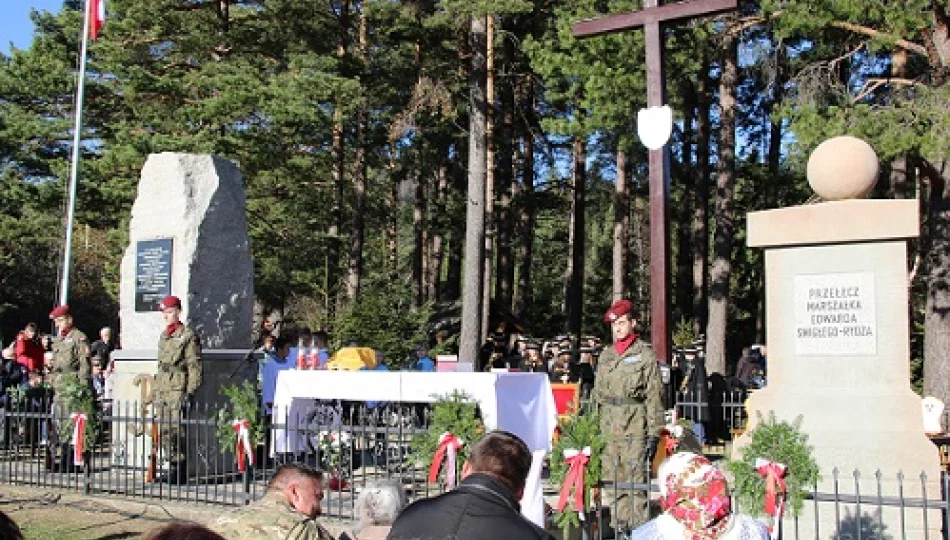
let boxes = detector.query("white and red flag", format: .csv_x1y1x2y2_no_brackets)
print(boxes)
89,0,105,40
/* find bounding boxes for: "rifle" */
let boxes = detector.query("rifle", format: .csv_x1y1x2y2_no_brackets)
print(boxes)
146,420,158,482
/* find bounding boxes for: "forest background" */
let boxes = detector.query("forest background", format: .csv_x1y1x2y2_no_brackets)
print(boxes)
1,0,949,402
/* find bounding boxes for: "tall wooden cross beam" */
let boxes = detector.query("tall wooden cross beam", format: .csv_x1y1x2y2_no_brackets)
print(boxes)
573,0,736,364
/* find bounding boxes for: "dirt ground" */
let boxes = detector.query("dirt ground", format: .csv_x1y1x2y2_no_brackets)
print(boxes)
0,485,354,540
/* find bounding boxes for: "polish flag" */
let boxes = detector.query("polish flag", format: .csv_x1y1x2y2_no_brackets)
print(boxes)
89,0,105,40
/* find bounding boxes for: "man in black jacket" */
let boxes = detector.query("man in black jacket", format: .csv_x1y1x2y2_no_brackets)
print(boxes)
387,430,554,540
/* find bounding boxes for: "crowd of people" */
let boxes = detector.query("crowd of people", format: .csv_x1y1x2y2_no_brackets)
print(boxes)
0,315,117,447
0,432,769,540
0,296,774,539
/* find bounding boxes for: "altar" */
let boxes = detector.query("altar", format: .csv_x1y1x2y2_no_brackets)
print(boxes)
272,370,558,454
271,370,558,527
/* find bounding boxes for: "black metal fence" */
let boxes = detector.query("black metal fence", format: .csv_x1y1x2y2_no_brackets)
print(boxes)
0,394,947,540
0,398,447,518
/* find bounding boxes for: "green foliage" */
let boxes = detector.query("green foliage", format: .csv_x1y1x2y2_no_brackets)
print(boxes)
727,412,820,518
54,377,101,451
333,276,430,368
672,317,698,347
215,381,264,455
411,391,484,479
548,410,606,535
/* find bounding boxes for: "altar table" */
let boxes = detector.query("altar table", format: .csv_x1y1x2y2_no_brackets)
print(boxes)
270,370,558,527
271,370,557,454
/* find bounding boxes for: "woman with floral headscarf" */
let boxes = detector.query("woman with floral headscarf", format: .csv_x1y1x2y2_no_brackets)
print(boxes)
630,452,768,540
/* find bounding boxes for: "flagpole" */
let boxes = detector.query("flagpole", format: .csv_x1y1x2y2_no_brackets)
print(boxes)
59,0,94,306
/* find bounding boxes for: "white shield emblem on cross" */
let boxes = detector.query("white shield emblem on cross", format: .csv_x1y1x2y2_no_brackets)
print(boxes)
637,105,673,150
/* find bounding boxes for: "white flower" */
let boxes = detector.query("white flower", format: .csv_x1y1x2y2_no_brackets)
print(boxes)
672,425,684,438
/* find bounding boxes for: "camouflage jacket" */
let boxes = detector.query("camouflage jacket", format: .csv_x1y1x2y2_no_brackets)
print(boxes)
153,324,202,398
50,327,90,381
212,491,337,540
591,339,665,438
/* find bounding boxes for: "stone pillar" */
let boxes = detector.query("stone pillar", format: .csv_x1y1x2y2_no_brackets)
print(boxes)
119,153,254,351
735,138,941,539
112,153,256,477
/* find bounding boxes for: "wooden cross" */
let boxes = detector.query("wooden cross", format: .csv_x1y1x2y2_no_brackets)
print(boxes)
572,0,737,363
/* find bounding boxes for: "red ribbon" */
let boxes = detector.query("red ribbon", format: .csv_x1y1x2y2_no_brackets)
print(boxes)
428,432,463,487
756,458,788,539
556,447,591,513
233,419,255,472
70,413,87,467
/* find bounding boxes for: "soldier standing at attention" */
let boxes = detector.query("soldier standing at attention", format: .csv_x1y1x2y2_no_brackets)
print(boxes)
153,295,202,483
592,299,664,532
48,305,91,397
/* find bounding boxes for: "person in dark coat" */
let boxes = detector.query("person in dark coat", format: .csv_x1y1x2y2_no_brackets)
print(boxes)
549,350,579,384
577,347,597,401
678,346,709,444
387,430,555,540
519,342,548,374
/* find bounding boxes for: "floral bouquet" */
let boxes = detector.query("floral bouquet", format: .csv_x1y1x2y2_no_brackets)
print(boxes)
315,430,353,478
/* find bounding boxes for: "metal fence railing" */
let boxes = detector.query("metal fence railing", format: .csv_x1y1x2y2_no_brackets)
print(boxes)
0,398,448,517
595,463,949,540
0,394,947,540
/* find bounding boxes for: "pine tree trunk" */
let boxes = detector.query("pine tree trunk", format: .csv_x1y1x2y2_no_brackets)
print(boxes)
411,13,426,309
345,5,368,302
328,0,350,317
675,85,696,323
514,75,535,318
705,31,738,376
922,1,950,405
494,25,515,312
481,14,495,339
759,44,784,343
445,159,464,301
924,160,950,405
613,149,629,301
459,15,488,364
412,156,426,308
565,136,587,338
693,52,711,338
387,141,399,275
633,191,650,325
889,49,911,200
428,162,448,301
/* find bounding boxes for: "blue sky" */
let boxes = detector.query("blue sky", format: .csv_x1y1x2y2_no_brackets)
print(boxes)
2,0,65,54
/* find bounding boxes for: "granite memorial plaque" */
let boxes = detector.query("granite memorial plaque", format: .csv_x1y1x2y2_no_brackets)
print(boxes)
793,271,876,356
135,238,173,312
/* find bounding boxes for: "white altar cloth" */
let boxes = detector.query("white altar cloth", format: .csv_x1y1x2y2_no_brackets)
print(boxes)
272,370,557,453
271,371,557,528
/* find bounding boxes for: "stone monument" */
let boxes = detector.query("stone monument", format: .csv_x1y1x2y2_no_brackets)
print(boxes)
736,136,941,539
112,153,257,477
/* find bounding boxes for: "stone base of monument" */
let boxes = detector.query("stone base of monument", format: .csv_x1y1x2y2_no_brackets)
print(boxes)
109,349,257,479
734,198,942,540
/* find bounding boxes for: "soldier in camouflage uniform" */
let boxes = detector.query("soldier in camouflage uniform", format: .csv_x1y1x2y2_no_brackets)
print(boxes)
48,305,91,397
46,305,91,469
592,299,665,531
213,464,336,540
152,295,202,483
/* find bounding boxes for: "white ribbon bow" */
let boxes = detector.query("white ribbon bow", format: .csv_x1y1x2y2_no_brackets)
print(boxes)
232,419,255,471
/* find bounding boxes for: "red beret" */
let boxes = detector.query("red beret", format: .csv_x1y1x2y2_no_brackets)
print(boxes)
603,299,633,323
159,295,182,310
49,305,70,319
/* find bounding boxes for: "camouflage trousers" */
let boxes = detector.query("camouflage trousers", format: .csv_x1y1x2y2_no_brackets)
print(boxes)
602,436,650,529
153,398,186,463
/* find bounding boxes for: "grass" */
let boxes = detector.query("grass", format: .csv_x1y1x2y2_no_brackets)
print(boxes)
17,515,145,540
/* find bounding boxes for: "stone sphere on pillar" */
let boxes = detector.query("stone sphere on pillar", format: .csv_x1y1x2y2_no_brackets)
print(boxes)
806,135,879,200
